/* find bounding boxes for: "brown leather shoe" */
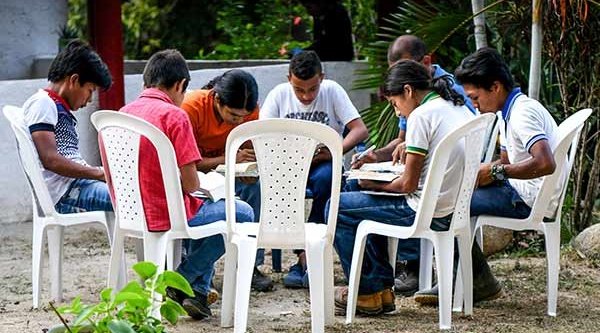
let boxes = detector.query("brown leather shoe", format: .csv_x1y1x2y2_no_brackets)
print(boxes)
334,286,383,315
381,288,396,313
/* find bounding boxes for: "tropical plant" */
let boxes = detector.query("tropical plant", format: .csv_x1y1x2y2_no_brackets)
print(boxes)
51,261,192,333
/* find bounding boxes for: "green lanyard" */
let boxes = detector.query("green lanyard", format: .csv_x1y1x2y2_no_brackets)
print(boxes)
419,91,440,106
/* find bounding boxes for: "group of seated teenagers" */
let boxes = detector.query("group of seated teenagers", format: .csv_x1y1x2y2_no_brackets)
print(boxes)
23,35,563,320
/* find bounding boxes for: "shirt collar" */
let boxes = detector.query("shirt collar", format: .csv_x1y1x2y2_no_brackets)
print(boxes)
43,88,72,112
501,87,523,122
139,87,176,105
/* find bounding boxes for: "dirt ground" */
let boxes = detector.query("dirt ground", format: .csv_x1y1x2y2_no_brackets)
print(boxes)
1,222,600,333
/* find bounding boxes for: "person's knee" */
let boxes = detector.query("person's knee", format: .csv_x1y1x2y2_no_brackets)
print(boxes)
236,200,255,222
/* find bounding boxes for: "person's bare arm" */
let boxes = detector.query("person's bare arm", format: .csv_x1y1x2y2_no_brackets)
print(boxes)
342,118,369,154
478,140,555,187
180,162,200,193
31,131,104,181
196,149,256,173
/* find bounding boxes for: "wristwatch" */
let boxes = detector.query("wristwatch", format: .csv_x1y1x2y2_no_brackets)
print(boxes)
491,164,507,181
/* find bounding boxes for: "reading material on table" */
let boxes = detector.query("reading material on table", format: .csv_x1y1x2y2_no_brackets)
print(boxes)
214,162,259,177
345,161,405,182
192,171,226,202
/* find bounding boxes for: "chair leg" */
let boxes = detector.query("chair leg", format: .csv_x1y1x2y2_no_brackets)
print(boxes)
107,230,126,291
323,244,335,326
433,235,454,330
454,232,473,315
387,237,399,277
221,241,238,328
419,238,433,290
305,241,326,333
134,238,144,263
31,222,46,309
346,228,368,324
47,225,64,303
544,221,560,316
234,238,257,333
143,233,169,320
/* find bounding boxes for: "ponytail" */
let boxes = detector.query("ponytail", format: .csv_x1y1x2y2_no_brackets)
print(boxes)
432,75,464,106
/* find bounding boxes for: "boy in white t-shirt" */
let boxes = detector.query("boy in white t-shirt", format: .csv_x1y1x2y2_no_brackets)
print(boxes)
330,60,474,315
415,48,561,305
260,50,368,288
22,40,113,214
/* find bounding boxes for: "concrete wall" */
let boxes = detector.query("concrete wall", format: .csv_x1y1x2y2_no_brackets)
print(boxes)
0,0,67,80
0,62,372,224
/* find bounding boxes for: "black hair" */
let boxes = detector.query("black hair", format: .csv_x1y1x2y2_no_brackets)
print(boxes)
387,35,427,64
383,59,464,106
455,47,515,91
47,39,112,90
289,50,322,80
202,69,258,112
143,49,190,90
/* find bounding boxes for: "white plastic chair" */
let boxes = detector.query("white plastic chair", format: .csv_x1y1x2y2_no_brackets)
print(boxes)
3,105,115,309
345,114,496,330
464,108,593,317
90,111,227,309
219,119,343,333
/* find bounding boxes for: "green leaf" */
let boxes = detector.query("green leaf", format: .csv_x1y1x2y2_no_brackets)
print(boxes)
100,288,113,302
161,271,194,297
160,298,186,325
107,319,136,333
114,291,152,309
120,281,144,294
72,305,97,326
132,261,157,280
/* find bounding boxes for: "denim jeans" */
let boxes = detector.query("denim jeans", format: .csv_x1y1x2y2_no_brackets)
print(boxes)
307,161,333,223
471,180,531,219
177,199,254,295
326,192,451,295
344,179,420,262
55,178,113,213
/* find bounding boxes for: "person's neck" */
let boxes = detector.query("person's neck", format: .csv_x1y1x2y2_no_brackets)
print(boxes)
414,89,431,105
46,81,73,109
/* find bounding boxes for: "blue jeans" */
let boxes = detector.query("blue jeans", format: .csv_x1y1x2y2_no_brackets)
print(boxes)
55,178,113,213
344,179,419,262
307,161,333,223
177,199,254,295
326,192,451,295
471,180,531,219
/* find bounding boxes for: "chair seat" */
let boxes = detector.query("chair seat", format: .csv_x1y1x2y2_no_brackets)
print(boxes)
233,222,328,250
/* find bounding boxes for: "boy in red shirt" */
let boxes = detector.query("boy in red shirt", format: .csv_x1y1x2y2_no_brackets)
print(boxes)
119,49,254,320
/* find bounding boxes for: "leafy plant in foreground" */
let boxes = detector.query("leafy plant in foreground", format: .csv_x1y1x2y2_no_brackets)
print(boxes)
52,261,193,333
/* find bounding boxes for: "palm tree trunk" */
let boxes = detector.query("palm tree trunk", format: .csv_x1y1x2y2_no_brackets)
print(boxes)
528,0,543,99
471,0,487,49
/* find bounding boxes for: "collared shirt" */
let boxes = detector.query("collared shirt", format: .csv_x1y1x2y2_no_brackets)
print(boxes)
119,88,203,232
498,88,563,215
23,89,87,204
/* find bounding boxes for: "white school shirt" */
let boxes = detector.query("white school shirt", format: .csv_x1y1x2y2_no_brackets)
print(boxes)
405,95,475,218
259,79,360,135
498,88,564,216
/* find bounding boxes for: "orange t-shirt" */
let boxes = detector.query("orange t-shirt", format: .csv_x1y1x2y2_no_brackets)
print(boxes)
181,89,259,158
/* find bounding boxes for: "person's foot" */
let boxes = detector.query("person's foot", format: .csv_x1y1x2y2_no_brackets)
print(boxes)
182,291,212,320
394,262,419,296
165,286,188,305
334,286,383,316
380,288,396,313
252,267,274,292
283,263,308,289
414,277,503,306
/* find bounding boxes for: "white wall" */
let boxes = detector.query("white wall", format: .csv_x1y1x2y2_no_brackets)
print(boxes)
0,62,372,223
0,0,67,80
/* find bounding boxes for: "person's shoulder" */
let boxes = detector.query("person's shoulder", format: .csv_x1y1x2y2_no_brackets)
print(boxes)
23,90,57,118
512,94,553,121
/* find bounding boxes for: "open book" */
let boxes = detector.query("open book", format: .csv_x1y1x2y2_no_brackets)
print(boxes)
214,162,259,177
345,161,405,182
191,171,225,202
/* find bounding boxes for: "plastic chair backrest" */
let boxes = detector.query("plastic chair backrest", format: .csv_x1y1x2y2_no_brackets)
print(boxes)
481,112,501,163
3,105,57,218
527,108,592,222
91,111,188,234
413,114,496,235
224,119,343,248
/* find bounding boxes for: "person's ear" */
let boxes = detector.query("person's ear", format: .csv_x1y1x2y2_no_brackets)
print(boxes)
175,79,186,94
287,74,292,82
490,80,502,93
421,55,432,68
68,74,80,87
318,73,324,82
404,84,413,98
